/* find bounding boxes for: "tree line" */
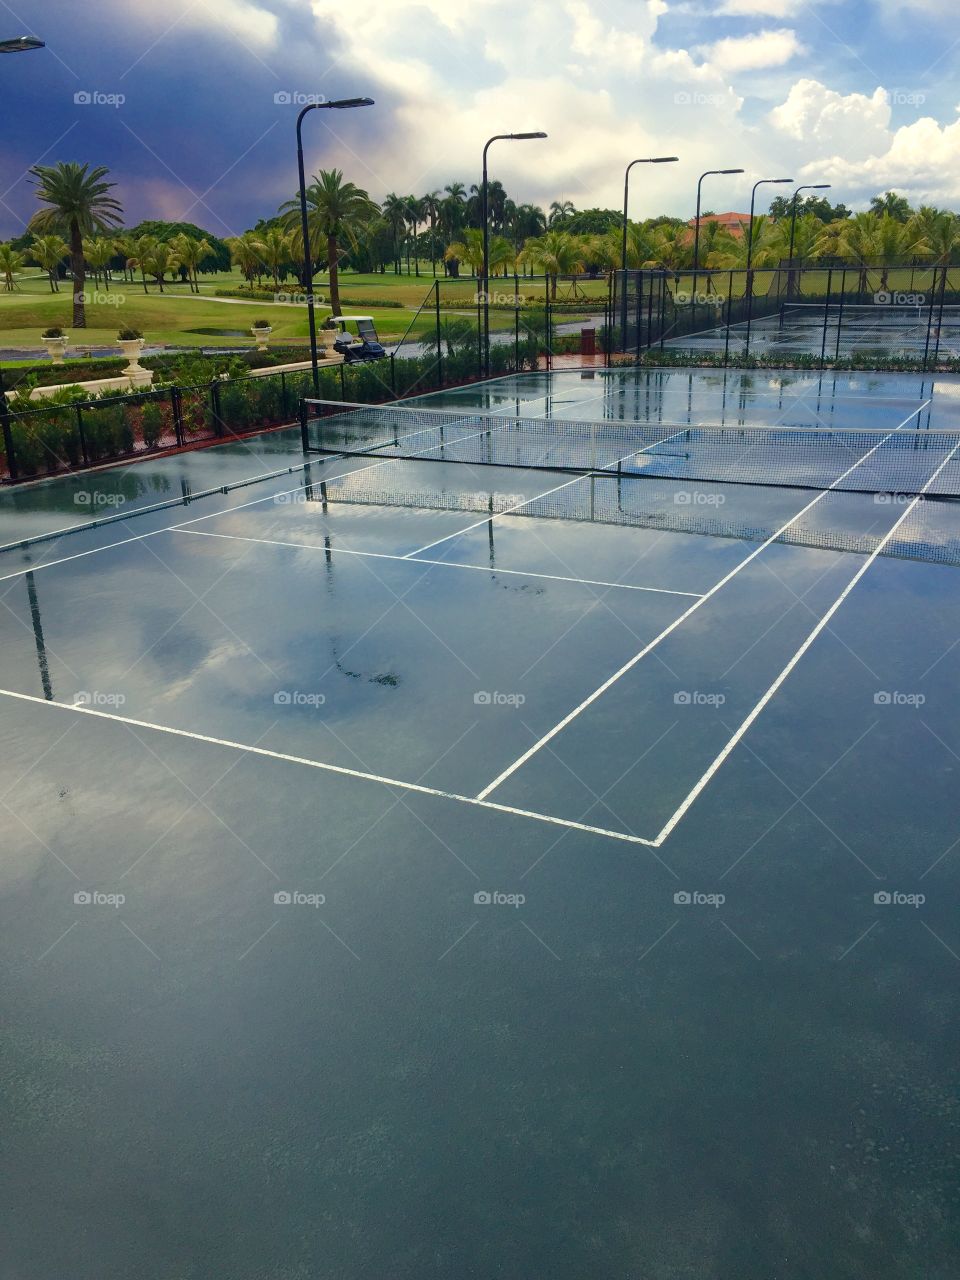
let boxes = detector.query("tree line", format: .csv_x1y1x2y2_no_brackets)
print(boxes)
2,160,959,326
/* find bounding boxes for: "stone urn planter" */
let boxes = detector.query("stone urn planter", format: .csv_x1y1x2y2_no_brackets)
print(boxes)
117,334,151,387
320,326,338,358
41,333,69,365
251,324,273,352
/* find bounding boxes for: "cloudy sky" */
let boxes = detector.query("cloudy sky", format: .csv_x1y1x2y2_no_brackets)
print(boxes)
2,0,959,240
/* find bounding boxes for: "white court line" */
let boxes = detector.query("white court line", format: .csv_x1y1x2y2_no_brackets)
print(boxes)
173,527,704,598
403,427,692,559
475,400,932,802
0,688,658,848
654,431,960,844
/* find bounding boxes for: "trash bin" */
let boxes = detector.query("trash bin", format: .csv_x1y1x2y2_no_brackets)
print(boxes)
581,327,596,357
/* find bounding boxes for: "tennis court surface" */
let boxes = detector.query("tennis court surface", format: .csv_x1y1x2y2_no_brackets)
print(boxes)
4,367,960,1277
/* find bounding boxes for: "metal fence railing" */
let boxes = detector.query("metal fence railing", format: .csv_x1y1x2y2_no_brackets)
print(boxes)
610,264,960,368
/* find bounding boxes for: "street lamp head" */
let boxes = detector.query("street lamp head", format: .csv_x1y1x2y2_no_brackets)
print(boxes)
720,168,745,175
651,156,679,163
810,183,831,189
772,177,794,183
326,97,375,108
509,131,548,140
0,34,44,52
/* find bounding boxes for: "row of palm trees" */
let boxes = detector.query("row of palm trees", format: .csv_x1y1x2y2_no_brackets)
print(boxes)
0,229,215,296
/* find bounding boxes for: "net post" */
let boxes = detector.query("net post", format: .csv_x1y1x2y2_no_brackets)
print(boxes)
75,404,89,468
834,270,846,362
922,267,938,371
819,270,832,367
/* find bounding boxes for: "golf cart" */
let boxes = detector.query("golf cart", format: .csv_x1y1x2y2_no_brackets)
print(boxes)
330,315,386,363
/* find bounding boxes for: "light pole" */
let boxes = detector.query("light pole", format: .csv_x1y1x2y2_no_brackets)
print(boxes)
744,176,792,351
693,167,744,277
1,33,44,484
620,156,678,338
296,97,374,396
482,132,546,376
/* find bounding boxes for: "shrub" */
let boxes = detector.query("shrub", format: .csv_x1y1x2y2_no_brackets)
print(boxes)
42,327,65,339
251,319,271,329
118,327,143,341
140,400,165,449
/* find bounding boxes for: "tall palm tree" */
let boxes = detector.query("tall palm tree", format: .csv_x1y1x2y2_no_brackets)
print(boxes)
421,190,442,276
227,233,262,289
252,226,292,291
549,199,576,226
85,237,116,291
171,232,214,293
127,238,180,292
405,195,423,276
381,192,408,274
113,233,138,284
28,233,69,292
908,207,960,267
127,234,159,293
28,162,123,327
444,228,515,279
0,243,24,292
279,168,376,315
519,229,586,298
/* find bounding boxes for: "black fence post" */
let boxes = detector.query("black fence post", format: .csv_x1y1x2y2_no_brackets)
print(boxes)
834,270,846,363
280,370,288,418
545,279,552,372
933,263,949,367
723,271,733,367
170,386,185,447
820,269,832,367
299,397,309,451
339,362,346,400
435,282,443,387
390,351,396,395
211,379,224,438
75,404,89,468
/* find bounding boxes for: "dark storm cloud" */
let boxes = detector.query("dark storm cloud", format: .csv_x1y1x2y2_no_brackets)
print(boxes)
0,0,400,237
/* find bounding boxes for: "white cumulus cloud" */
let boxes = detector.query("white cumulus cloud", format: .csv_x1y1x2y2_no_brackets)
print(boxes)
699,28,805,74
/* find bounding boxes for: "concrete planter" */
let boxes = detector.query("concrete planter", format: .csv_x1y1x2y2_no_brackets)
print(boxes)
42,335,69,365
320,328,338,358
251,325,272,352
118,337,151,387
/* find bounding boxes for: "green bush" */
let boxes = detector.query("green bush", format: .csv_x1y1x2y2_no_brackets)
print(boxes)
140,400,165,449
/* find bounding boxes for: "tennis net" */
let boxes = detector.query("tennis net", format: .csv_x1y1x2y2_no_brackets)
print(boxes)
779,302,960,332
300,398,960,497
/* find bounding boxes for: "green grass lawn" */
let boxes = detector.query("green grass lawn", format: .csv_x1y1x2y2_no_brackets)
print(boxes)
0,267,604,365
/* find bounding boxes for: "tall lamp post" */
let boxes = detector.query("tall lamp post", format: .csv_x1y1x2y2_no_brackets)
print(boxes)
619,156,678,337
744,176,792,351
482,132,546,376
0,33,44,484
787,183,831,287
692,167,744,279
296,97,374,397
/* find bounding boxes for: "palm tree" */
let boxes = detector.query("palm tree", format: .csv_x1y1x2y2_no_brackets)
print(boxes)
127,238,180,292
128,234,159,293
908,207,960,267
28,162,123,327
252,226,292,291
85,237,116,291
549,199,576,226
421,190,442,276
0,243,24,291
519,229,586,298
380,193,408,274
171,232,214,293
113,233,138,284
228,233,262,289
28,233,68,291
444,228,486,277
279,168,376,315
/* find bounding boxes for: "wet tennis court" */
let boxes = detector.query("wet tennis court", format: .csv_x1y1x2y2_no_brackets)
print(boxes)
3,366,960,1277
